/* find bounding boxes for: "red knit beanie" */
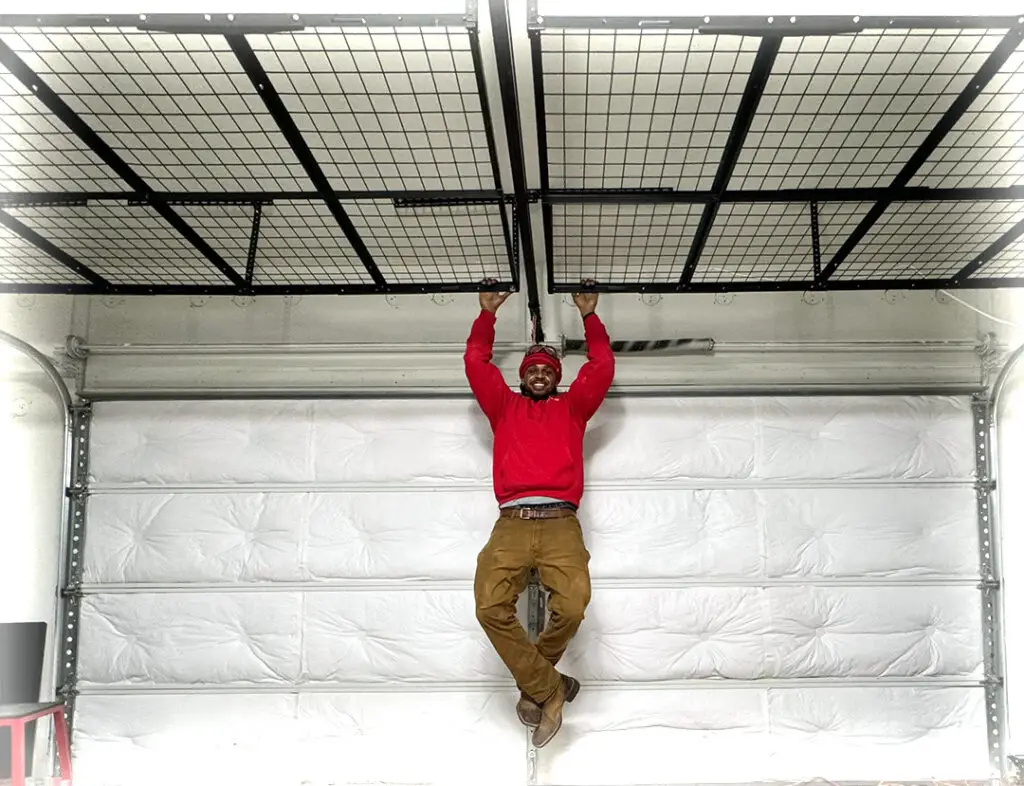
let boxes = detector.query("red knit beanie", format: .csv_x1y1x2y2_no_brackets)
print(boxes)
519,348,562,384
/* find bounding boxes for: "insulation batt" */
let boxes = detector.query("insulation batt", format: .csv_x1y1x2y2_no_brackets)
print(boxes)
74,396,985,785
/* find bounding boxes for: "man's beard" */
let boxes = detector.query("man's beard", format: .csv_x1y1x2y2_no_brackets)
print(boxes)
520,383,558,401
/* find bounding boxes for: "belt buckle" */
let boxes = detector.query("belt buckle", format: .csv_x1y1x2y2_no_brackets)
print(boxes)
518,507,535,520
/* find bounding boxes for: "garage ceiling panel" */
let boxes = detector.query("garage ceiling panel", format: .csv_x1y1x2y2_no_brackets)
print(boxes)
974,234,1024,277
910,43,1024,189
540,29,758,190
832,198,1024,280
733,29,1006,190
1,13,1023,294
0,217,87,282
0,29,312,192
249,27,495,192
345,199,511,284
694,202,812,282
3,201,238,284
0,64,128,193
551,201,704,283
249,199,373,285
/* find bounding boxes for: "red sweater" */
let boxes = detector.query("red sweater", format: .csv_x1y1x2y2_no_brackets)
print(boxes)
464,309,615,507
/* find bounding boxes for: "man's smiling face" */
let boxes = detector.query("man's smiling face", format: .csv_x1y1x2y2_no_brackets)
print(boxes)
522,363,558,399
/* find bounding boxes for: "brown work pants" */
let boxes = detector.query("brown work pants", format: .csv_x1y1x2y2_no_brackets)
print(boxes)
474,512,592,704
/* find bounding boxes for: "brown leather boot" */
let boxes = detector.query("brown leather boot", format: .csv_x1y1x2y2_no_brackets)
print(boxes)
517,675,580,728
531,675,566,748
516,692,541,727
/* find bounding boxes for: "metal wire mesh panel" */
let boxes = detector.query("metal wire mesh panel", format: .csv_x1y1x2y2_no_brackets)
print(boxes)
0,218,86,282
251,200,374,285
910,43,1024,189
2,202,235,284
974,236,1024,277
539,29,758,189
0,65,127,192
175,203,254,276
818,201,874,260
694,202,812,282
0,29,311,191
832,199,1024,280
551,202,703,283
732,29,1006,190
345,199,511,284
248,28,493,191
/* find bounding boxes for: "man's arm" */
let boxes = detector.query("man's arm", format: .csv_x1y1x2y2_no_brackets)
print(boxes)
566,282,615,422
464,282,513,426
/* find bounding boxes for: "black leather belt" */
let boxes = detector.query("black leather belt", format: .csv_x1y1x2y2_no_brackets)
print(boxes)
499,504,577,520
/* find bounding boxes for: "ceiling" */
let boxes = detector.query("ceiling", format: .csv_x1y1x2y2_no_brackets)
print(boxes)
1,4,1023,314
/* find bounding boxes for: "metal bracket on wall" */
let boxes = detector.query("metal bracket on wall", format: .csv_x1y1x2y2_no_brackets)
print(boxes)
57,403,92,747
971,394,1006,778
1008,754,1023,784
525,569,546,785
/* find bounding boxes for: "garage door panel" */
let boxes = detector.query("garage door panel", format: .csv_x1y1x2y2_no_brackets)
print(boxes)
84,493,307,583
755,396,974,480
536,687,987,784
84,491,496,583
303,492,494,581
302,590,506,683
90,401,316,484
586,398,759,480
765,587,982,679
760,486,979,578
570,587,981,681
581,489,762,578
569,587,769,680
77,593,303,686
78,394,986,782
85,486,977,585
91,397,971,486
73,691,526,786
312,399,492,482
78,586,981,687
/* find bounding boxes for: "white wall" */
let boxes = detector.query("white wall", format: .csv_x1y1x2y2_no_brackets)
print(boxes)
4,284,1024,770
0,294,78,705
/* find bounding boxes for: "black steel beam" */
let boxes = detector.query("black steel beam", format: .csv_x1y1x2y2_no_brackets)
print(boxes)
533,15,1023,31
467,25,518,288
488,0,544,340
0,281,519,296
951,217,1024,282
547,277,1024,294
0,13,471,30
7,184,1024,209
529,29,555,296
819,27,1024,284
0,208,109,286
226,35,386,287
679,36,781,285
245,204,262,287
0,40,245,288
809,201,822,280
5,276,1022,297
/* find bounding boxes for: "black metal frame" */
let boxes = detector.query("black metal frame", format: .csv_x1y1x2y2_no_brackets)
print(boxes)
680,36,781,285
226,34,386,287
487,0,544,339
0,5,520,295
528,12,1024,293
817,28,1024,284
2,10,1024,297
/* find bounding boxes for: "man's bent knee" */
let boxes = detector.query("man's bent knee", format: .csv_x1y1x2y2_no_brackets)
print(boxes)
476,602,514,630
553,599,587,625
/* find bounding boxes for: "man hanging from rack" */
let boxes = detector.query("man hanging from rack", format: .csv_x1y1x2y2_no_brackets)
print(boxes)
464,277,615,748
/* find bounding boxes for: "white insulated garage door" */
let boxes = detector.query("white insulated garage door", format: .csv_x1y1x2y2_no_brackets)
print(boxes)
72,395,987,785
